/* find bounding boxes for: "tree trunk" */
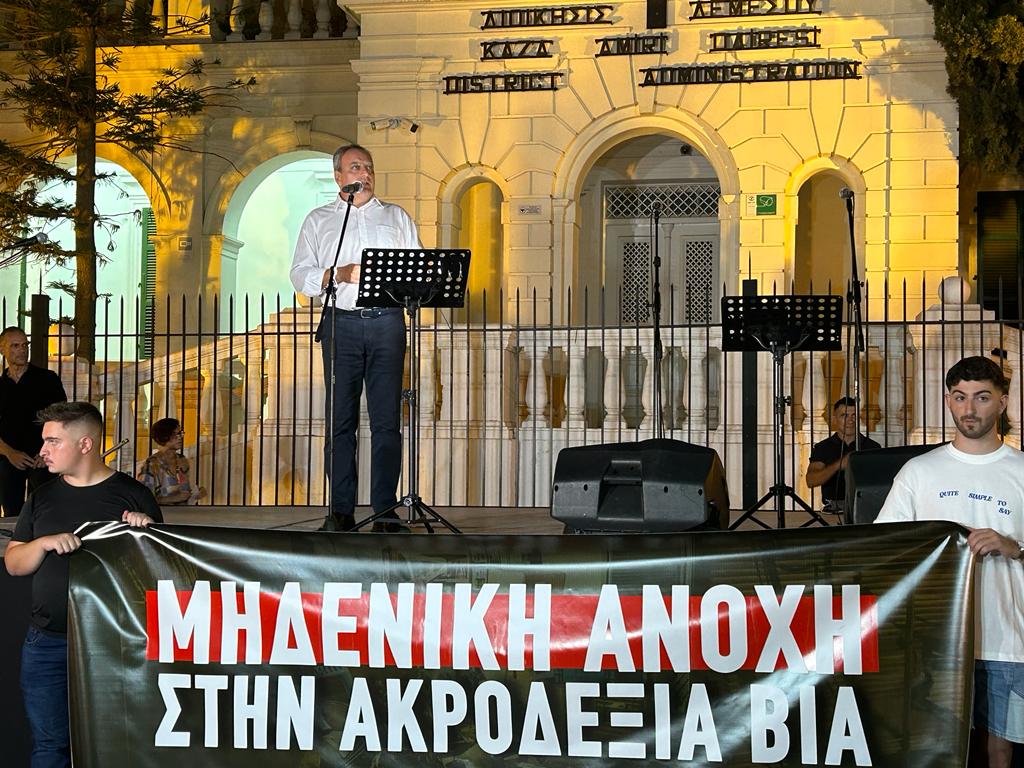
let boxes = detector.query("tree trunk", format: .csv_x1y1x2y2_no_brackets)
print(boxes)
74,21,98,363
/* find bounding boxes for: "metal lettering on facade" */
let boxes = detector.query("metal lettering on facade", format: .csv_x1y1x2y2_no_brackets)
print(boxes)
480,5,615,29
690,0,820,20
595,32,669,56
639,59,861,86
443,71,565,94
709,26,820,51
480,39,555,59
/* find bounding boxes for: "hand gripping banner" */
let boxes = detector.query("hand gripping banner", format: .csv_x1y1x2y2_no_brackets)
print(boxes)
68,521,974,766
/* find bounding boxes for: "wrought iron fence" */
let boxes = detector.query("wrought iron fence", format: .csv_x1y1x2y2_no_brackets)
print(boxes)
2,276,1021,512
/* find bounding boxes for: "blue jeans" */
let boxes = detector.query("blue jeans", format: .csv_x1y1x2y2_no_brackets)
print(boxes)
20,626,70,768
320,308,406,518
975,659,1024,743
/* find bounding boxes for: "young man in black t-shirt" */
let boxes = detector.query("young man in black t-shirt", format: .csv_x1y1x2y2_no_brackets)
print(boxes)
4,401,161,768
806,396,881,509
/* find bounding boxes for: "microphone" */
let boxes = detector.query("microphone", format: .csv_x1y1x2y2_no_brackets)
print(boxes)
839,188,854,200
6,232,48,249
340,181,363,195
101,438,129,460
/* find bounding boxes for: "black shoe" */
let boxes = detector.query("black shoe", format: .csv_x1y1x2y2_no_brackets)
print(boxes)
319,514,355,532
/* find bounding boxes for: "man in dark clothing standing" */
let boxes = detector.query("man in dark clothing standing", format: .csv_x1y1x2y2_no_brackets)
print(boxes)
0,327,67,516
806,396,881,510
4,401,161,767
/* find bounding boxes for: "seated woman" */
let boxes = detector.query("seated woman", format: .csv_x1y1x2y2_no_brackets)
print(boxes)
137,417,206,505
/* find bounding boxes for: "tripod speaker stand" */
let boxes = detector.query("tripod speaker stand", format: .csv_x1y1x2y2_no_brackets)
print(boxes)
723,294,842,529
351,248,471,533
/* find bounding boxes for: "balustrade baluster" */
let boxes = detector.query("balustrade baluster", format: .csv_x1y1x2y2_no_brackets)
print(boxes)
603,338,620,437
208,0,227,41
285,0,302,39
314,0,332,38
257,0,274,39
620,345,647,430
152,0,167,33
566,332,586,429
227,0,245,40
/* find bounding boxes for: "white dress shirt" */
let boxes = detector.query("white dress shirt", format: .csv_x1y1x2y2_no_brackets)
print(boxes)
289,196,421,310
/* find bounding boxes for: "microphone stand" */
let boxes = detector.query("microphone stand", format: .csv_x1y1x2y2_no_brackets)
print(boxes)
101,438,129,460
650,201,664,440
842,189,864,451
316,187,357,530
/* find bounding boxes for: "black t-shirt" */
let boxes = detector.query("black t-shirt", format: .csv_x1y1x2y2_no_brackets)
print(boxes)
12,471,163,634
0,363,67,454
809,432,882,502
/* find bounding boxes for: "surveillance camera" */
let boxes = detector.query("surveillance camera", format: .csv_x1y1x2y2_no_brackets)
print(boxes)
679,143,693,156
369,117,418,132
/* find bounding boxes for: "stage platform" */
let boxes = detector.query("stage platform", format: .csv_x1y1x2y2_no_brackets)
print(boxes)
0,504,846,541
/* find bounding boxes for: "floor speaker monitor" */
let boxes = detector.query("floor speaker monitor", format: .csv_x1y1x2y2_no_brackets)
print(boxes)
551,439,730,533
844,443,942,525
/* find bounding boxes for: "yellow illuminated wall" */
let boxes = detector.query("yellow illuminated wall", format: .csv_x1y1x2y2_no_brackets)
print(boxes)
0,0,961,327
457,181,503,323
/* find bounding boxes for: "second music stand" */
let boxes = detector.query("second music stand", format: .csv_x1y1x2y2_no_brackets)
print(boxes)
351,247,470,533
723,294,842,529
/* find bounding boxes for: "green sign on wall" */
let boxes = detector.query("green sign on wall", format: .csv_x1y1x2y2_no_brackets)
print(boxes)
756,194,777,215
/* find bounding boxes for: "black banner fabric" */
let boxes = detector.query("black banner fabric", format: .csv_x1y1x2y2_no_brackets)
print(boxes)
68,521,973,766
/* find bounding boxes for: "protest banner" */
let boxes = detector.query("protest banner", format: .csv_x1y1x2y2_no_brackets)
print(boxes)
68,521,973,766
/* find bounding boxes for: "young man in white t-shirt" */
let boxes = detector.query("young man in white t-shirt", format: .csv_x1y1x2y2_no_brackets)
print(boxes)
877,356,1024,767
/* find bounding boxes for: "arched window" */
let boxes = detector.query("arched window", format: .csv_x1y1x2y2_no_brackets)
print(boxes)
0,158,154,359
453,180,504,324
224,152,336,328
793,172,850,294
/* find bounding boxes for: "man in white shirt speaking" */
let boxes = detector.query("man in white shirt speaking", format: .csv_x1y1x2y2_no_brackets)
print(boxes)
876,356,1024,767
290,145,417,532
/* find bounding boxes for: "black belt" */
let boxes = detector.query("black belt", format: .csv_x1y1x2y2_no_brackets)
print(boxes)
334,307,401,318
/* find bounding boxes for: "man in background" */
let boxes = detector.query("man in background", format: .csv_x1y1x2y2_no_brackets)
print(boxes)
806,395,881,512
0,327,66,516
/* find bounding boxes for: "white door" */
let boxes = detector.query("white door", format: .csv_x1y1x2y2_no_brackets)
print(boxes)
604,220,719,326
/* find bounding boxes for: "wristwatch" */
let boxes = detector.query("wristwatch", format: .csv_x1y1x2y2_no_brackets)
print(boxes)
1016,541,1024,561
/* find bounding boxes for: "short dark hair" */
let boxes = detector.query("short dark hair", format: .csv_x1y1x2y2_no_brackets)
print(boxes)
832,396,857,411
332,144,371,171
37,401,103,435
151,417,180,446
945,356,1008,394
0,326,25,347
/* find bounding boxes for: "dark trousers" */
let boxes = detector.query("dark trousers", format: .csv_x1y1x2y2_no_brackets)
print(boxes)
21,627,70,768
0,458,52,516
320,308,406,519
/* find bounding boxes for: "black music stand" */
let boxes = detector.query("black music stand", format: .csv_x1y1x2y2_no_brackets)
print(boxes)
350,248,470,533
722,294,842,529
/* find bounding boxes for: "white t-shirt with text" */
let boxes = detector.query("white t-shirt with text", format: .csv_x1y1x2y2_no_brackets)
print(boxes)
876,442,1024,662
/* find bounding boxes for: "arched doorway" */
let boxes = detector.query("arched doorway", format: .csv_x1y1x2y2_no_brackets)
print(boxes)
223,152,336,328
575,135,722,326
